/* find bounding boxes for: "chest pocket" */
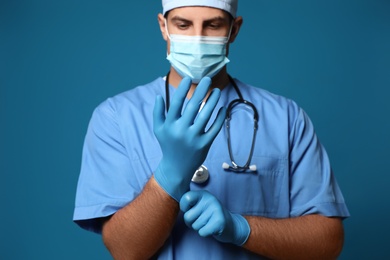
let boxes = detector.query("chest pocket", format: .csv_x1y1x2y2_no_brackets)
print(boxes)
191,156,288,218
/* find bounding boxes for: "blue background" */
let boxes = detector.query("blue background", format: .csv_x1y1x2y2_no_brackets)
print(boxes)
1,0,389,259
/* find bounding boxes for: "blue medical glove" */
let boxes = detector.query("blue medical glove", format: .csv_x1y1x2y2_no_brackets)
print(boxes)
153,77,226,201
180,190,250,246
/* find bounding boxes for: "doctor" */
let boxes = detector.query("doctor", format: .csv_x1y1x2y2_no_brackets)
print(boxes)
74,0,350,259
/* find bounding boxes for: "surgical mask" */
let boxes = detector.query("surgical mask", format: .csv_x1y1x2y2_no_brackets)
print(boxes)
165,22,232,83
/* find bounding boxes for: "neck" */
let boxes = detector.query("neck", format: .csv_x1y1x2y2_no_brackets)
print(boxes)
167,67,230,99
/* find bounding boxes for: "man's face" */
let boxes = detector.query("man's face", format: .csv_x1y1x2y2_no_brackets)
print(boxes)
158,6,239,55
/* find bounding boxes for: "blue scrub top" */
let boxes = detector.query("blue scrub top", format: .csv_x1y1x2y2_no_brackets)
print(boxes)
74,77,349,259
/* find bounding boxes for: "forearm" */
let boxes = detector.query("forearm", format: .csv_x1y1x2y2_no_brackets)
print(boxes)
102,176,179,259
243,215,344,260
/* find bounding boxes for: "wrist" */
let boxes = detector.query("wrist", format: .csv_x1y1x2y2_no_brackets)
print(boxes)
154,164,190,202
231,213,251,246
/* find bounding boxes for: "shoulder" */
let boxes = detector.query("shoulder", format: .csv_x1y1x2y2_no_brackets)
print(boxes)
234,78,301,116
232,79,312,138
94,77,165,117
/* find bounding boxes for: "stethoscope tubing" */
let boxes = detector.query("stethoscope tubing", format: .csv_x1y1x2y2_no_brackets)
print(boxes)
225,100,258,172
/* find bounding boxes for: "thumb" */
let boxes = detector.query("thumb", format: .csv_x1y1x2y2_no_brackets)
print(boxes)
180,191,203,212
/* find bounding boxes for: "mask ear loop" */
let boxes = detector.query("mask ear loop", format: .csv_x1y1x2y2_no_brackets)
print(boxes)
164,18,172,41
224,21,235,43
164,19,172,58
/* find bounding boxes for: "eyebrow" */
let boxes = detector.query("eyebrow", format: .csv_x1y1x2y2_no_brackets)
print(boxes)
170,15,229,24
170,16,191,23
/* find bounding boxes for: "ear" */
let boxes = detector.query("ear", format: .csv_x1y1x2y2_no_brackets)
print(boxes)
157,13,168,41
229,16,243,43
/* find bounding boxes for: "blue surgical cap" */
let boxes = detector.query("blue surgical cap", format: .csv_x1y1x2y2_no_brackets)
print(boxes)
162,0,238,18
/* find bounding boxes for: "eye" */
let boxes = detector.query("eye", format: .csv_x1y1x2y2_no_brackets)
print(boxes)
178,24,188,29
208,23,221,29
176,22,190,30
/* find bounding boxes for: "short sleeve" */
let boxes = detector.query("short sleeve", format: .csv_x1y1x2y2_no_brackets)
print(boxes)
288,107,350,218
73,100,140,233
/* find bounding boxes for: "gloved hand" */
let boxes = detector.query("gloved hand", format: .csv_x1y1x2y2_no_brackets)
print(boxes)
180,190,250,246
153,77,226,201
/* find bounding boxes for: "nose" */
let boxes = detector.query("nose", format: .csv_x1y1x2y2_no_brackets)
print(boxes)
193,23,205,36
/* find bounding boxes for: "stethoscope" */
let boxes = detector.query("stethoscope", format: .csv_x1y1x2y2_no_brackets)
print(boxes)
165,72,259,184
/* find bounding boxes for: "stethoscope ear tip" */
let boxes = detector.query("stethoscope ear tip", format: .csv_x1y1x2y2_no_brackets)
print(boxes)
222,162,258,172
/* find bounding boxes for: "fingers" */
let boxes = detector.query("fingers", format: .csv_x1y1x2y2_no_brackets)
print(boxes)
203,106,227,141
166,77,224,134
153,95,166,132
198,215,225,237
181,77,212,126
193,88,224,133
180,191,225,238
166,77,192,122
180,191,206,228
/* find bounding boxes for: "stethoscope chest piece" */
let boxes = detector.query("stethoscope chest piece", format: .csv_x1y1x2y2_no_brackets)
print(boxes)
192,165,209,184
